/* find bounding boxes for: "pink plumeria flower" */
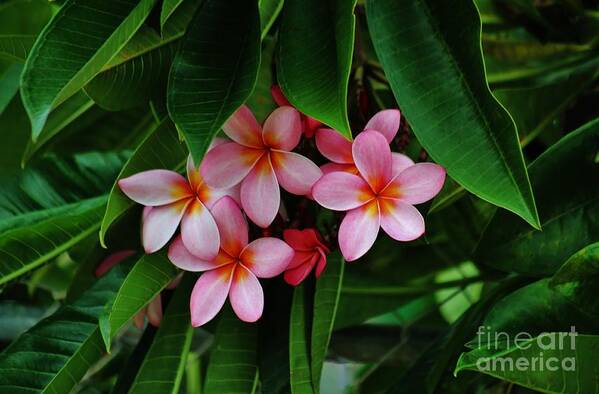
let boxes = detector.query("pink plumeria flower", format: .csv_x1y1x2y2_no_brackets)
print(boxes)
283,228,329,286
312,130,446,261
200,105,322,228
271,85,323,138
315,109,413,175
118,152,239,259
167,196,294,326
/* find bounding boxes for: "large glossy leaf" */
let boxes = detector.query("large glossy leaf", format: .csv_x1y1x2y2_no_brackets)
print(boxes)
21,91,95,165
276,0,355,139
259,0,283,38
99,251,180,350
204,306,259,394
247,36,277,123
0,61,21,115
85,1,200,111
128,275,194,394
475,118,599,276
20,0,157,138
0,35,36,62
0,260,131,393
550,241,599,289
0,150,127,224
0,197,105,285
366,0,540,228
289,284,314,394
455,334,599,393
167,0,261,163
310,252,344,392
99,119,186,246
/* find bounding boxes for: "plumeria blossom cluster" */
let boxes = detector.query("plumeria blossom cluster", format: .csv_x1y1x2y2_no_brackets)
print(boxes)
117,87,445,326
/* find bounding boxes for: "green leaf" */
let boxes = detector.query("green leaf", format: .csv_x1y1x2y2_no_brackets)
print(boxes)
289,284,314,394
204,306,259,394
366,0,540,228
0,261,131,393
0,197,106,285
99,252,180,350
310,252,344,392
494,73,595,146
455,334,599,393
550,242,599,288
259,0,283,38
0,34,36,62
0,150,128,224
0,61,22,115
21,90,95,165
128,275,194,394
167,0,261,163
247,36,277,123
84,1,201,111
475,118,599,276
276,0,356,139
20,0,158,138
99,119,187,246
160,0,187,31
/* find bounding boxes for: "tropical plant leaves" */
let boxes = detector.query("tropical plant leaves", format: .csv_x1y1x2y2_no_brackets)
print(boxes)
289,284,314,394
277,0,356,139
366,0,540,228
0,197,106,285
0,34,36,62
127,275,194,394
259,0,284,38
203,306,259,394
167,0,261,163
21,0,157,138
0,260,131,393
99,119,186,246
455,334,599,393
310,252,344,392
475,118,599,276
99,252,180,350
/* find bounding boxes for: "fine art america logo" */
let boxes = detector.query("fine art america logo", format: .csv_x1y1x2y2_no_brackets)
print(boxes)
474,326,578,372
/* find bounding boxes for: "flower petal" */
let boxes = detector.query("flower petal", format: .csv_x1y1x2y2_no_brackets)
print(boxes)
240,155,280,228
391,153,415,177
94,250,135,277
286,250,315,270
187,155,202,192
271,85,291,106
315,128,353,164
379,198,425,241
200,142,264,189
303,116,322,138
312,172,373,211
283,229,319,251
314,249,327,278
168,236,234,272
181,199,220,260
381,163,446,204
364,109,401,143
284,254,319,286
142,199,191,253
271,150,322,195
338,200,380,261
118,170,192,206
210,196,248,256
240,237,294,278
229,265,263,322
190,264,234,327
262,106,302,150
352,130,392,193
320,162,358,175
134,309,146,329
222,105,263,148
146,296,162,327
